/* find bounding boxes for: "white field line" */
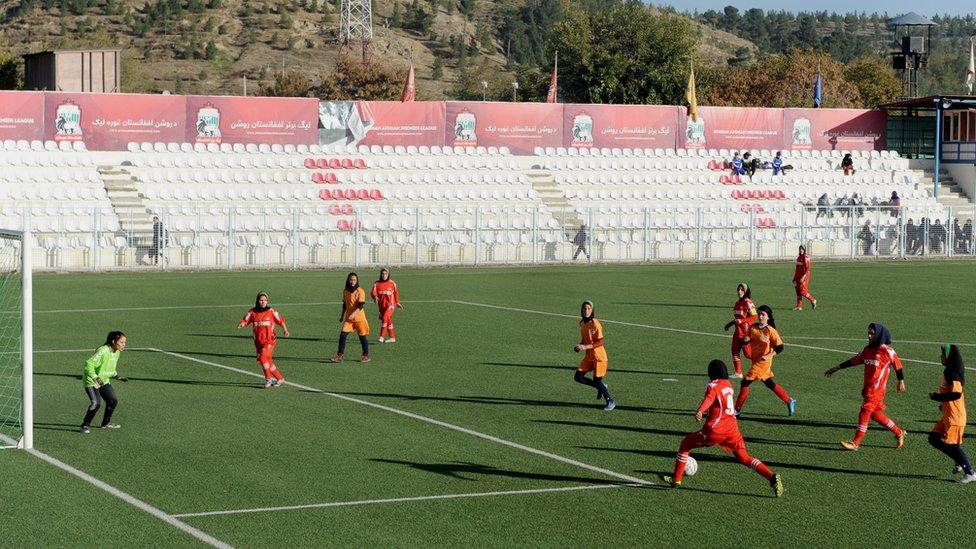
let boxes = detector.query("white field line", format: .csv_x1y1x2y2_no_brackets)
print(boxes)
449,300,975,372
149,348,652,489
0,434,231,549
786,336,976,348
172,483,637,518
35,300,450,314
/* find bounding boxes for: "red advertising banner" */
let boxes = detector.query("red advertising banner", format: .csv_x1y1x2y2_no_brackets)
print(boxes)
319,101,444,148
562,104,680,149
784,109,886,151
445,102,562,154
186,95,318,145
43,92,186,149
680,106,785,151
0,91,44,142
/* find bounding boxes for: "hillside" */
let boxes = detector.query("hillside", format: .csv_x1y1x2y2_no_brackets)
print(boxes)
0,0,750,98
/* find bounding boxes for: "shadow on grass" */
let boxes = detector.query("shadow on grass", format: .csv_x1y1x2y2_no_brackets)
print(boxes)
35,371,263,389
615,301,729,310
185,333,325,342
369,458,621,484
34,421,83,432
332,391,693,414
481,362,707,377
152,349,332,365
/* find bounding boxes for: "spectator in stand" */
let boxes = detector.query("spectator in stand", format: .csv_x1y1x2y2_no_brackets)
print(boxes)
953,219,964,253
836,195,850,219
859,220,875,255
919,217,931,254
905,219,918,255
841,153,856,176
731,152,746,176
964,220,974,254
932,219,946,254
888,191,901,218
772,152,786,176
816,193,830,220
572,224,590,261
850,193,863,218
742,152,756,178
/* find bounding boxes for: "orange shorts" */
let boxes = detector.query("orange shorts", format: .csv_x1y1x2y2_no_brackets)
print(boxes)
745,362,774,382
577,358,608,378
932,419,965,445
342,317,370,336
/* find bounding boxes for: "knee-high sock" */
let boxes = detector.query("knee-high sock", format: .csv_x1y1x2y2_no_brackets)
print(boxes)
852,407,872,445
734,448,774,481
928,432,974,474
338,332,349,354
673,452,690,483
732,356,742,375
379,326,387,338
871,411,903,436
795,296,803,308
268,363,284,381
804,292,816,304
574,371,605,399
261,363,272,381
359,335,369,356
735,384,751,411
593,378,611,401
764,379,791,404
388,327,396,339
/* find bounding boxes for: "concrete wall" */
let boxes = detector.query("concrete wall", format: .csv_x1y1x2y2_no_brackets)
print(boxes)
947,164,976,200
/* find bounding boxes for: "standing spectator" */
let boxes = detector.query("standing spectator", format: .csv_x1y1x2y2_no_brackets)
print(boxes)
964,220,974,254
905,218,918,255
572,224,590,261
731,152,745,176
771,152,786,176
888,191,901,218
841,153,856,176
932,219,947,254
850,193,863,218
816,193,830,220
919,217,931,254
836,195,850,219
150,215,166,265
858,220,875,255
953,219,965,253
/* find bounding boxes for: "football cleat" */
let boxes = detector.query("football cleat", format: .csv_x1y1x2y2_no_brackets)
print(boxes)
730,372,743,379
953,465,964,475
360,355,370,363
377,337,385,343
603,399,616,411
787,398,796,416
811,299,817,310
80,426,90,434
386,338,396,343
659,474,680,488
272,379,284,387
329,353,344,363
263,379,273,388
770,474,784,497
958,473,976,484
895,432,905,449
840,440,859,451
793,307,802,311
101,423,121,429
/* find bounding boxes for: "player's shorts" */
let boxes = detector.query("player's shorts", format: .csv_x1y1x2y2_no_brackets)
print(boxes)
255,341,276,364
794,280,809,296
932,418,966,445
342,317,370,336
680,428,746,454
577,358,608,378
745,362,774,382
859,398,887,415
731,337,751,357
379,307,395,328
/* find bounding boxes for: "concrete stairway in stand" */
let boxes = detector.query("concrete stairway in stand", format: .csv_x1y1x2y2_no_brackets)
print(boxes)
98,165,155,240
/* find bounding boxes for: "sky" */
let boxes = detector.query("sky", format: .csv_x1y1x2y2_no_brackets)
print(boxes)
661,1,974,17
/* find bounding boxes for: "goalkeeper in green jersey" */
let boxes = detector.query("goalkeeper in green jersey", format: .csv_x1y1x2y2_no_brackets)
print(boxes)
80,331,128,433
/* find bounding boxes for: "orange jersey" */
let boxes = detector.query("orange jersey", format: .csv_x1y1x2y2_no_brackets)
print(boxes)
793,254,811,282
849,344,903,401
371,280,400,310
343,287,367,321
939,377,966,426
745,324,783,370
698,379,739,436
579,318,608,362
732,298,758,338
241,308,285,345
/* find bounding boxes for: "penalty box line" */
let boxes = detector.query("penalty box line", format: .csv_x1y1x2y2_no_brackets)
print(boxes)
449,300,974,372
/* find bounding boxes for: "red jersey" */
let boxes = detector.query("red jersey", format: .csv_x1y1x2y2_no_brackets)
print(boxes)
241,308,285,345
794,254,811,282
698,379,739,436
732,298,757,338
371,280,400,310
849,344,903,401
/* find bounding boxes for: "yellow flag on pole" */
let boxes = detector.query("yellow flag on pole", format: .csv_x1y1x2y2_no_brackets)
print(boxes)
686,65,698,122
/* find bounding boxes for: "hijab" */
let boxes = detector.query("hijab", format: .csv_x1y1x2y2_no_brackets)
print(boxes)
867,323,891,348
253,292,270,313
942,344,965,386
756,305,776,329
345,273,359,292
580,300,594,324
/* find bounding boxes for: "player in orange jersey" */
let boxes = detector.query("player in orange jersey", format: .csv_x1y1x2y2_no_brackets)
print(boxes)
736,305,795,416
825,323,906,451
792,245,817,311
928,344,975,483
370,268,403,343
573,301,615,411
330,273,371,363
660,359,784,497
238,292,290,388
723,283,757,378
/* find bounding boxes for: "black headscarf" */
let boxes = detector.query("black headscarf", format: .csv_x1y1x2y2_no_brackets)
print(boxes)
253,292,270,313
345,273,359,292
378,268,389,282
756,305,775,329
942,344,965,386
867,323,891,348
708,359,729,381
580,300,594,324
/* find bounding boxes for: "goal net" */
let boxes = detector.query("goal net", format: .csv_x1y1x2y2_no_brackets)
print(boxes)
0,229,32,450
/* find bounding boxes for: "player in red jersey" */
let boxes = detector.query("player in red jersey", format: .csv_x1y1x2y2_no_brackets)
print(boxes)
723,283,757,378
370,268,403,343
238,292,290,388
661,359,784,497
792,245,817,311
824,323,906,451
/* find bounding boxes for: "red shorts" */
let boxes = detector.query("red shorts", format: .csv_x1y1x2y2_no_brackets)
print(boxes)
379,307,395,328
859,398,887,415
731,336,751,358
794,280,809,296
255,341,276,364
680,428,746,454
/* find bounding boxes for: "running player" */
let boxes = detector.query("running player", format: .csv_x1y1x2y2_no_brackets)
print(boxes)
660,359,784,497
723,283,757,379
736,305,795,416
928,344,975,483
824,323,906,451
331,272,370,363
792,245,817,311
370,268,403,343
238,292,290,388
573,300,615,411
80,331,128,433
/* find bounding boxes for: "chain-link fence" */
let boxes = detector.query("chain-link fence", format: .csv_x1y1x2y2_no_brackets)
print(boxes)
3,204,974,271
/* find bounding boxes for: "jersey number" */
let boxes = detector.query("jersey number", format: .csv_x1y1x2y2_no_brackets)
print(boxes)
721,387,736,415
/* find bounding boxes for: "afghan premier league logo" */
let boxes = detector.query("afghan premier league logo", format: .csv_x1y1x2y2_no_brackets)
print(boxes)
571,113,594,146
54,101,83,142
792,118,812,146
453,111,477,145
685,116,705,146
195,104,221,143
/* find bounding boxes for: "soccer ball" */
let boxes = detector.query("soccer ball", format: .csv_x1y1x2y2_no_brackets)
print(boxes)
684,456,698,477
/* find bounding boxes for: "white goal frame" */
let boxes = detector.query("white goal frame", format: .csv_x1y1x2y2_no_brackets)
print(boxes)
0,228,32,450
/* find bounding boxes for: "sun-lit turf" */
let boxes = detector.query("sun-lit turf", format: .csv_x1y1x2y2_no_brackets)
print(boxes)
4,260,976,546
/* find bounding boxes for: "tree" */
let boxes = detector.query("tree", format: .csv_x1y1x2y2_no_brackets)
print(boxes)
458,0,474,18
261,69,312,96
204,39,218,60
0,52,20,89
390,0,402,27
431,56,443,79
844,57,901,107
316,54,401,100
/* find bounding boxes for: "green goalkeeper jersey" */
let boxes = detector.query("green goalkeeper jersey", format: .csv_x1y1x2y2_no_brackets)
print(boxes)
83,345,120,387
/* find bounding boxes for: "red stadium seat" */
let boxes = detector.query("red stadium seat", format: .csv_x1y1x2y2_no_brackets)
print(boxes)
732,174,742,184
369,189,384,200
774,189,786,199
740,204,750,213
304,158,316,169
353,158,367,169
337,219,350,231
319,189,333,200
326,173,339,184
312,172,325,183
731,190,742,199
720,175,731,184
340,158,354,169
329,204,342,215
344,189,358,200
356,189,370,200
328,158,341,169
341,204,353,215
315,158,328,169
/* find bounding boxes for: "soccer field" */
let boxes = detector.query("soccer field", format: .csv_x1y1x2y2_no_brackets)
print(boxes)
3,260,975,547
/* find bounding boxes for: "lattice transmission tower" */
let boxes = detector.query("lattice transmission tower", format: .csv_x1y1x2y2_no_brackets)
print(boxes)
339,0,373,65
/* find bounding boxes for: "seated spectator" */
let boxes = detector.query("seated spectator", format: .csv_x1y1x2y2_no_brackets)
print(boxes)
964,220,974,254
743,152,760,178
888,191,901,217
859,220,875,255
931,219,945,253
841,153,856,176
850,193,863,218
730,152,745,176
905,218,918,254
953,219,964,253
771,151,787,176
816,193,830,219
835,194,850,218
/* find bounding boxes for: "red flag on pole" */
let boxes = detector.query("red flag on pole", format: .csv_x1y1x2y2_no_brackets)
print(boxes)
546,53,558,104
401,65,416,102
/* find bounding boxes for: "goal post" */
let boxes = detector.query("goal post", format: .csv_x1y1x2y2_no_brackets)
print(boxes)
0,228,32,450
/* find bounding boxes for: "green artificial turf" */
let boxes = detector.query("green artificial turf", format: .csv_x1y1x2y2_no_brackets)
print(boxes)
3,261,976,547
